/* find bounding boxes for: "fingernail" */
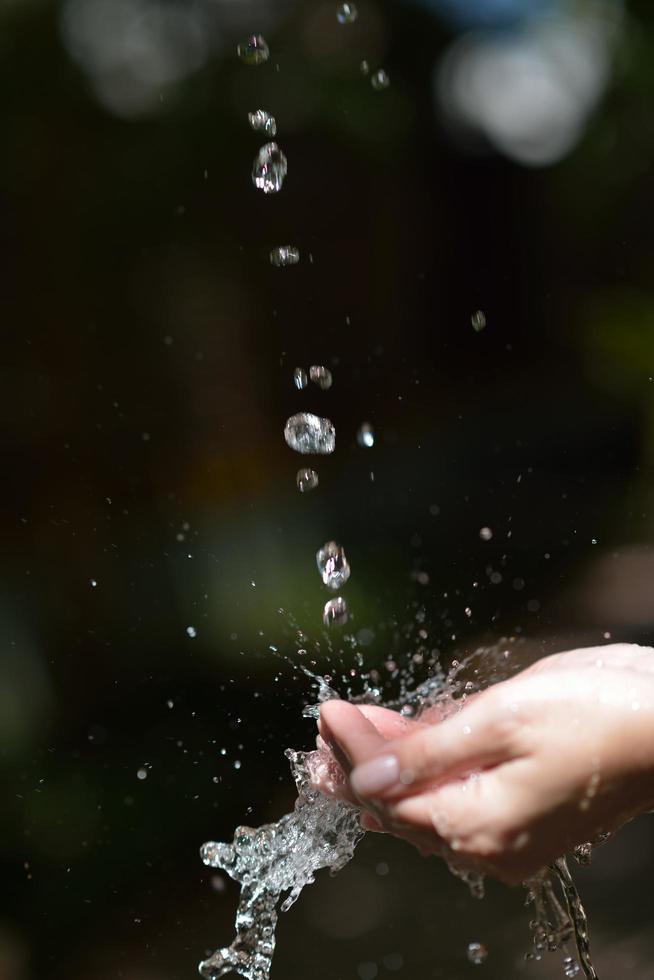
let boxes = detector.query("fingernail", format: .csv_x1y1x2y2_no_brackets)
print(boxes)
351,755,400,797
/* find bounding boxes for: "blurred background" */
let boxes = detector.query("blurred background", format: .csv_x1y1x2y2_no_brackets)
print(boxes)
3,0,654,977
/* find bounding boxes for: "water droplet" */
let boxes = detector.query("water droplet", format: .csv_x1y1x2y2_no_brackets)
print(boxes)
248,109,277,136
252,143,287,194
90,578,98,588
467,942,487,965
336,2,358,24
471,310,487,332
317,541,351,589
371,69,390,91
294,367,308,389
234,760,242,770
563,957,581,978
360,60,370,75
323,596,348,627
309,365,332,389
297,468,319,493
186,626,197,638
479,526,493,541
137,768,148,780
284,413,336,455
166,699,174,709
357,422,374,447
237,34,270,66
270,245,300,267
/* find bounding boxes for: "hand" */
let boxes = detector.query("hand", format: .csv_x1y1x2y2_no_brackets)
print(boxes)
312,643,654,883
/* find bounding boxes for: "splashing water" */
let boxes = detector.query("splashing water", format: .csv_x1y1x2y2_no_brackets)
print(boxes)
252,144,287,194
199,749,363,980
337,2,358,25
199,645,600,980
322,596,348,627
371,69,390,91
237,35,270,66
284,413,336,454
316,541,350,589
293,367,308,390
270,245,299,267
309,365,333,389
248,110,276,137
467,941,488,965
296,468,319,493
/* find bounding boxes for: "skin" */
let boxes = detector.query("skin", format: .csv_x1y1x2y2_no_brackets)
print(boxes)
312,643,654,884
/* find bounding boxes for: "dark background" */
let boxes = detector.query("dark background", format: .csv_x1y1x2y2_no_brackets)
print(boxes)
2,0,654,977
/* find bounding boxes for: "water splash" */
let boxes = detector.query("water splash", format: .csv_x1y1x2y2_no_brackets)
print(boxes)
200,645,600,980
316,541,350,589
237,36,270,66
248,110,276,137
322,596,349,627
284,413,336,455
252,143,287,194
297,468,319,493
199,750,363,980
270,245,299,267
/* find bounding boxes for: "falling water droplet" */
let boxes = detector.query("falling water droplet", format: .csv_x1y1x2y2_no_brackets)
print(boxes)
252,143,287,194
309,365,333,390
471,310,487,332
284,413,335,455
248,109,277,136
371,69,390,91
237,35,270,66
336,2,358,24
479,526,493,541
186,626,197,638
360,59,370,75
317,541,351,589
137,768,148,780
467,942,487,965
357,422,374,447
270,245,300,267
294,367,308,390
90,578,98,588
323,596,348,627
297,468,319,493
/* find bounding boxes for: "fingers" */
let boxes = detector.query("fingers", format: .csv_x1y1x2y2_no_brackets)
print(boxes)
319,701,387,774
349,694,522,802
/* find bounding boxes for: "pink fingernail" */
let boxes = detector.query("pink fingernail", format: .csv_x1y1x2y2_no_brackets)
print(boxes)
351,755,400,797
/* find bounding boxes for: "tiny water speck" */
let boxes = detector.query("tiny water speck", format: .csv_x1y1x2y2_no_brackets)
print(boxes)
294,367,308,390
323,596,348,627
237,35,269,66
317,541,351,589
360,59,369,75
252,143,287,194
284,413,335,455
137,768,148,781
248,109,276,136
187,626,197,638
471,310,487,332
309,365,332,389
371,69,390,91
467,942,487,965
90,578,98,588
336,2,358,24
234,760,242,770
297,468,319,493
357,422,374,447
479,526,493,541
563,956,581,977
270,245,300,267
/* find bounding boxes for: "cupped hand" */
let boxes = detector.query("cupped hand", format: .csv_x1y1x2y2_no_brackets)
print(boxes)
313,644,654,883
